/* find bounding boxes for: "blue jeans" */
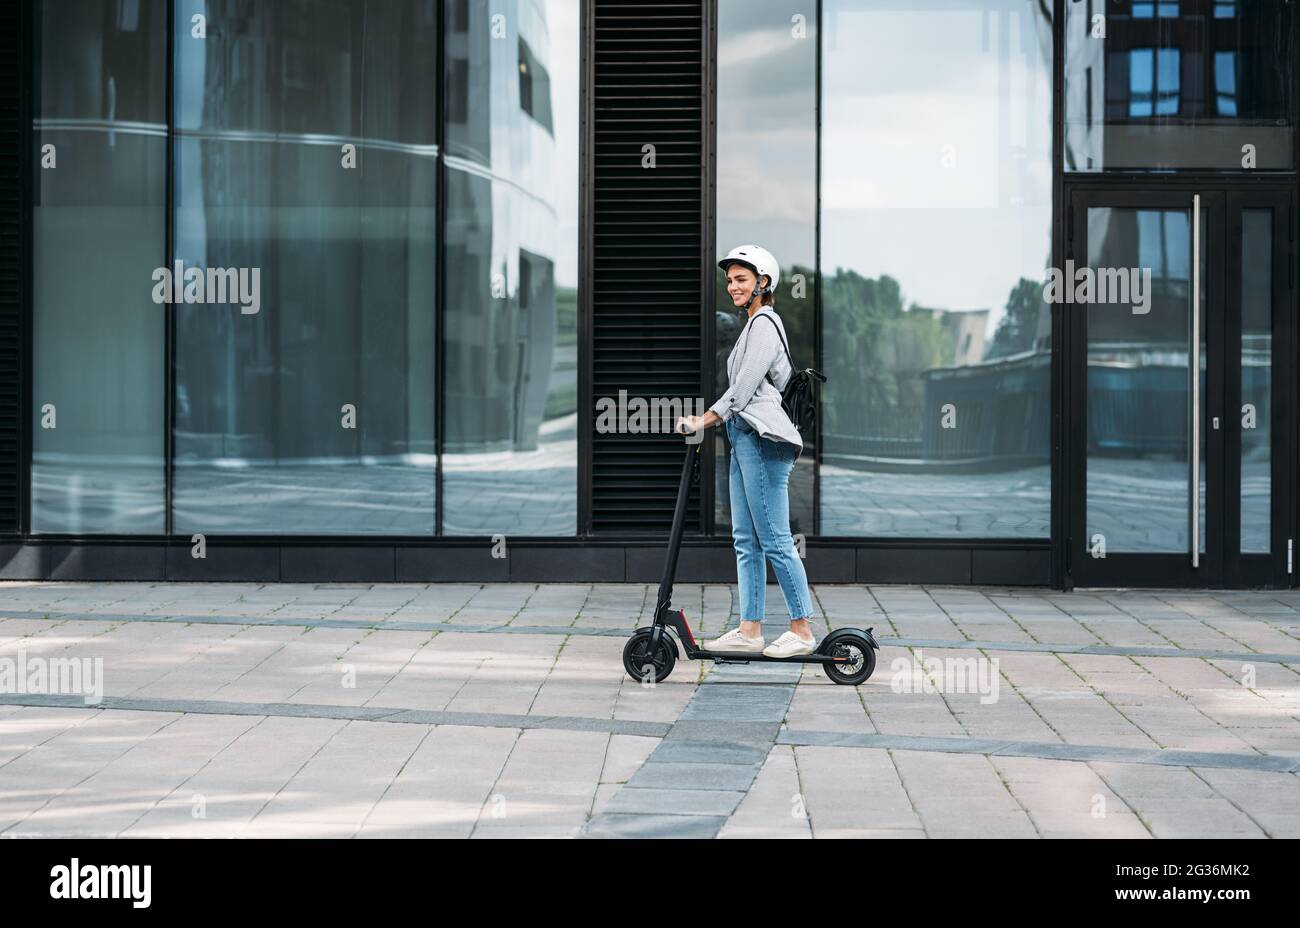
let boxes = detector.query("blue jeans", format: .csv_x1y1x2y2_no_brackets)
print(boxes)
725,415,814,623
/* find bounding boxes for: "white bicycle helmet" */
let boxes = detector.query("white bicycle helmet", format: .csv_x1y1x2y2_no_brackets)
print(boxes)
718,244,779,303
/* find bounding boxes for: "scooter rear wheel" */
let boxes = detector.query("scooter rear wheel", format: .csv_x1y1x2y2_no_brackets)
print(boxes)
623,629,676,684
822,634,875,686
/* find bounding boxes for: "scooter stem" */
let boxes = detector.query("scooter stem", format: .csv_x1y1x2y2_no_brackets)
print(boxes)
654,438,701,620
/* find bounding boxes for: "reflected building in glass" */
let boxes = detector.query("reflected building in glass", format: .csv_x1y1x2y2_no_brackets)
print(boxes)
29,0,576,540
31,0,167,534
1065,0,1295,171
170,0,441,536
442,0,579,537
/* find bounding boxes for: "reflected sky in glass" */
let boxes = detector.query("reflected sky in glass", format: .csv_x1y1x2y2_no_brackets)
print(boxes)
819,1,1053,539
822,2,1053,321
715,0,817,536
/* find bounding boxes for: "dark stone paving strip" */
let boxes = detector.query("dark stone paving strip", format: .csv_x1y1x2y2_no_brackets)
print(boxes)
0,610,637,638
0,693,670,738
885,636,1300,665
777,730,1300,773
578,814,729,839
582,664,803,838
6,610,1299,665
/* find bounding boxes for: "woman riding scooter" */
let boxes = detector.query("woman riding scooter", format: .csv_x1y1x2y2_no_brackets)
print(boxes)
675,245,817,659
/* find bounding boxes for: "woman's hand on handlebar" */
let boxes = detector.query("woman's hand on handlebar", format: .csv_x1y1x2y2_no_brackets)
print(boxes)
675,412,720,435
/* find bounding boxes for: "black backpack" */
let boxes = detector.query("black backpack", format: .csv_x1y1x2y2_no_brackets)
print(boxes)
753,312,826,444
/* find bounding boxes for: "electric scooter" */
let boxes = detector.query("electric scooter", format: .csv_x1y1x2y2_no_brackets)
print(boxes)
621,433,879,686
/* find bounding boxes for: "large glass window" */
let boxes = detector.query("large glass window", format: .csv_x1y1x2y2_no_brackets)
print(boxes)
714,0,818,536
171,0,439,535
1065,0,1295,171
819,0,1053,539
31,0,167,533
32,0,578,538
441,0,578,536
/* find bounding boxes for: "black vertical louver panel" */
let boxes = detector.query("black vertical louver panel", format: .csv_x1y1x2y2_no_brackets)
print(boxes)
0,0,24,534
591,0,705,534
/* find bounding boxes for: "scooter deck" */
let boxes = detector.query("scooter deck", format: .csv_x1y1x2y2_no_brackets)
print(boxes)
691,648,849,664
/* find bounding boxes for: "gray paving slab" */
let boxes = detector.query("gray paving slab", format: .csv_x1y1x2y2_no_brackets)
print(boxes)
532,716,671,737
602,787,746,817
664,721,783,743
779,730,1014,754
0,694,671,738
581,813,728,839
775,728,1300,774
876,636,1300,665
990,742,1163,764
1149,750,1299,772
647,740,772,766
627,762,763,792
677,687,797,722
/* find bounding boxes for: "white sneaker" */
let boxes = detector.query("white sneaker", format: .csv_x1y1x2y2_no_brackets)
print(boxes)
703,627,765,653
763,631,817,658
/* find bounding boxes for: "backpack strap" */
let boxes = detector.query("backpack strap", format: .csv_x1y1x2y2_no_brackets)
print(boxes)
752,311,795,388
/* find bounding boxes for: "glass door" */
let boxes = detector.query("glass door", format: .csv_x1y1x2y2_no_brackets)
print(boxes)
1067,188,1293,587
1224,192,1294,586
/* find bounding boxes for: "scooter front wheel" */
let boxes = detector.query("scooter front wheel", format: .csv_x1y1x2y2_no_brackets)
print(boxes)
623,628,676,684
821,632,876,686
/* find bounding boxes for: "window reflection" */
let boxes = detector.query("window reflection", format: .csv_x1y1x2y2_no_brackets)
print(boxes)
1085,207,1205,554
441,0,578,536
1214,50,1236,116
819,0,1053,539
1132,2,1180,17
34,0,580,539
171,0,440,534
32,0,167,533
1126,48,1180,117
1066,0,1294,171
714,0,818,536
1240,210,1271,553
518,37,554,134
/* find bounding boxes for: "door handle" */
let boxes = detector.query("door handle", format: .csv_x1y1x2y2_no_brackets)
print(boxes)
1191,193,1201,569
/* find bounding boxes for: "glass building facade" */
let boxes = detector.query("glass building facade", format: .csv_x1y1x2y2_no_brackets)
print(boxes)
8,0,1299,588
30,0,578,538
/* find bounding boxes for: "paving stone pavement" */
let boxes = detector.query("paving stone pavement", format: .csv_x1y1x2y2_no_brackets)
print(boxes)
582,662,802,838
1,581,1298,838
